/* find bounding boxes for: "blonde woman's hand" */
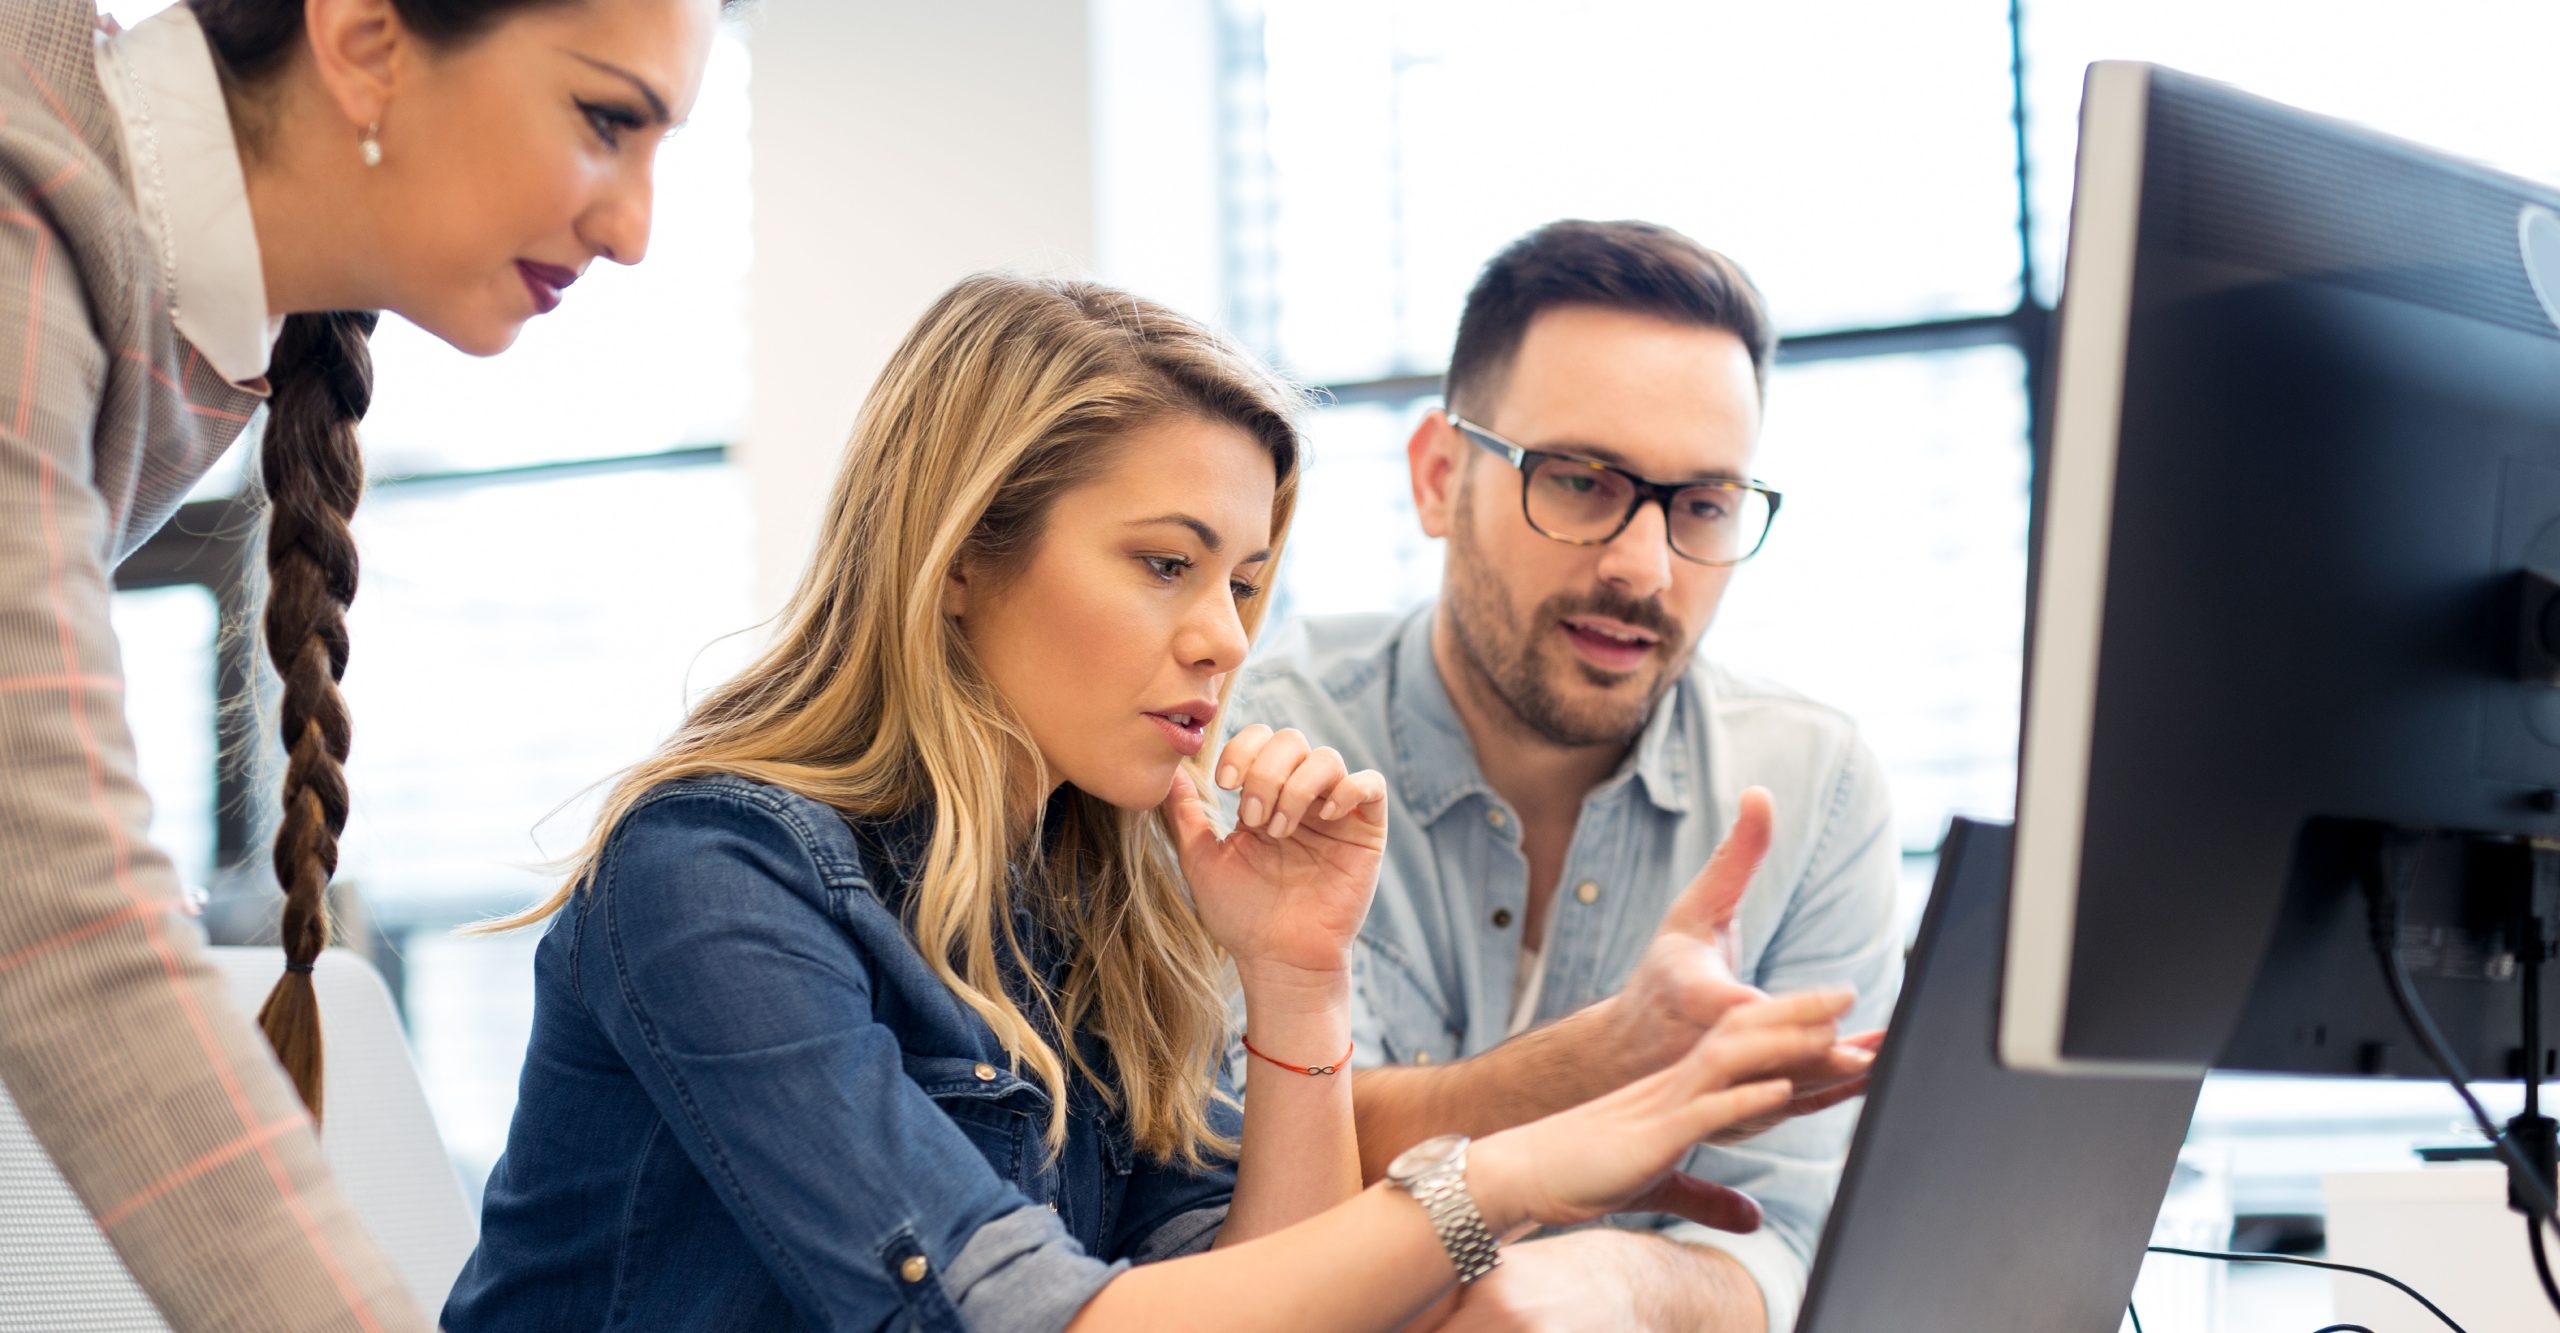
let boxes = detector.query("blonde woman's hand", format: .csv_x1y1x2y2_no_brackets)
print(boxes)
1162,724,1387,993
1466,988,1857,1235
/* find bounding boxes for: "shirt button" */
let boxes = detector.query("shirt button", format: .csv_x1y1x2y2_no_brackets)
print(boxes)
1414,1050,1435,1066
973,1062,998,1082
1575,880,1600,905
900,1255,931,1284
1046,1201,1060,1212
1486,808,1509,829
1491,908,1514,929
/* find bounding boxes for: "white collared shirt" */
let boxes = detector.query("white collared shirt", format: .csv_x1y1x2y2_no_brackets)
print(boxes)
93,3,278,387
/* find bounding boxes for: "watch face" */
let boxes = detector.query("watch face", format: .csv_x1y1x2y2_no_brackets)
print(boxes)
1388,1132,1468,1185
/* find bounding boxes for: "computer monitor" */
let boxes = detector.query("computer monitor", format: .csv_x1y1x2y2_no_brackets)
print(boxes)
2001,61,2560,1083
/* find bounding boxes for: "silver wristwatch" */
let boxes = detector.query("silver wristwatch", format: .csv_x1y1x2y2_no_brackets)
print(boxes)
1385,1133,1502,1283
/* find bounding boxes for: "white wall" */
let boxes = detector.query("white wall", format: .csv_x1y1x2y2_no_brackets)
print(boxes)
743,1,1101,618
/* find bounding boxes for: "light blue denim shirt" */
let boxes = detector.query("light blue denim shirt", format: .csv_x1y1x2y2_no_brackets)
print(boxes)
1225,606,1903,1333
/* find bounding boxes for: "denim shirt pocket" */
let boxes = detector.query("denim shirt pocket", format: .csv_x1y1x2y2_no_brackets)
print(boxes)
1354,933,1461,1065
901,1053,1049,1197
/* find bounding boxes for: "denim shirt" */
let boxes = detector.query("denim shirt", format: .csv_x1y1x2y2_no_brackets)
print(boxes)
442,776,1237,1333
1225,607,1903,1333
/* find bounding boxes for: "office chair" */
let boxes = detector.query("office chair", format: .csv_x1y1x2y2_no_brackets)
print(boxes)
0,947,476,1330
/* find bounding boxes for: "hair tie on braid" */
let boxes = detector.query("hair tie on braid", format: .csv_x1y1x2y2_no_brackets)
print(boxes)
251,308,378,1127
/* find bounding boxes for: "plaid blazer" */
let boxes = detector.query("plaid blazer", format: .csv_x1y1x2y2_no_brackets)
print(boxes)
0,4,425,1329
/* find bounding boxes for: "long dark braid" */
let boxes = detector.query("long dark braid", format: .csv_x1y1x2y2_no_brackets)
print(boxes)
189,0,736,1123
190,0,542,1128
249,311,375,1125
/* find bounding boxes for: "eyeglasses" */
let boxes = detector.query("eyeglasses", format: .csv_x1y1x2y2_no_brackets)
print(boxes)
1447,412,1782,566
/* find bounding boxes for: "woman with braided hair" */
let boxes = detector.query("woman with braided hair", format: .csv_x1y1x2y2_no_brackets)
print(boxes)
0,1,724,1328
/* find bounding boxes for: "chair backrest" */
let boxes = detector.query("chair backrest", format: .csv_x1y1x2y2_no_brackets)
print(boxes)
0,947,476,1330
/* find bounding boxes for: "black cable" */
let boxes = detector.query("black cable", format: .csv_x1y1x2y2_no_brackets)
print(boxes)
2517,853,2560,1326
2528,907,2543,1130
2310,1325,2376,1333
2376,933,2556,1219
2354,834,2560,1325
2143,1245,2466,1332
2372,894,2560,1325
2363,839,2560,1227
2126,1298,2141,1333
2533,1210,2560,1316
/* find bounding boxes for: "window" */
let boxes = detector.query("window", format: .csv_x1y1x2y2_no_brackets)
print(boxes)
339,462,755,1179
1716,347,2030,852
1223,0,2037,857
1231,0,2022,386
337,466,755,920
107,586,220,889
2021,0,2560,305
1271,398,1447,621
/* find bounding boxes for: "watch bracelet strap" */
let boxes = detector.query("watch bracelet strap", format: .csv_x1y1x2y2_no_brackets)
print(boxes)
1412,1171,1503,1283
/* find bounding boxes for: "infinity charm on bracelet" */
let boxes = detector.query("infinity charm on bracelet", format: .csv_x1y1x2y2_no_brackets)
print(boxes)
1241,1034,1356,1077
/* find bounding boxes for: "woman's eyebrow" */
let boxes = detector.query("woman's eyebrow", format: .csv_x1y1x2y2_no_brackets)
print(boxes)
1128,514,1273,563
567,51,671,125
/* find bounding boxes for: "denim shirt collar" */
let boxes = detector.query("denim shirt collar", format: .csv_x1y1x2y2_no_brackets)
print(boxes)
842,790,1076,891
1383,605,1697,826
841,793,1077,993
841,800,942,892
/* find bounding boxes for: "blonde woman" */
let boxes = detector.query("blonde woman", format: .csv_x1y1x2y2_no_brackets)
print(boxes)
443,275,1852,1332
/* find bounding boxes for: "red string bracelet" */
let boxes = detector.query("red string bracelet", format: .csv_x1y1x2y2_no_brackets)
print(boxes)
1241,1034,1354,1077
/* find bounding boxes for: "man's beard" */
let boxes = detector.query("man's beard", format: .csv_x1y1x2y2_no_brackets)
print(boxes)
1442,497,1688,749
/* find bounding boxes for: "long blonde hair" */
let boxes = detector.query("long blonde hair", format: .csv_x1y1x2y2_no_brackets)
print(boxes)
486,275,1304,1166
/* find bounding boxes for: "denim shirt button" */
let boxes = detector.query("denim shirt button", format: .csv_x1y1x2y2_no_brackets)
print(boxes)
1046,1200,1059,1212
1414,1050,1434,1065
1490,908,1513,929
899,1255,930,1284
1485,808,1509,830
972,1062,998,1082
1575,880,1600,905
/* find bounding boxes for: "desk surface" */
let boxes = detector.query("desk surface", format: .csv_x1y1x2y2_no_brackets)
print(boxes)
2126,1255,2328,1331
2227,1261,2330,1326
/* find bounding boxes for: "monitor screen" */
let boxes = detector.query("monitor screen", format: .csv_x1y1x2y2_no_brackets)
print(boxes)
2002,62,2560,1081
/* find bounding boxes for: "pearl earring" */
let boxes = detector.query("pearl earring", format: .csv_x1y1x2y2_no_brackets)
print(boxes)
359,121,382,168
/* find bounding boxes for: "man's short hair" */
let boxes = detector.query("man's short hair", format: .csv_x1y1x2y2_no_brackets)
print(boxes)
1442,219,1776,419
